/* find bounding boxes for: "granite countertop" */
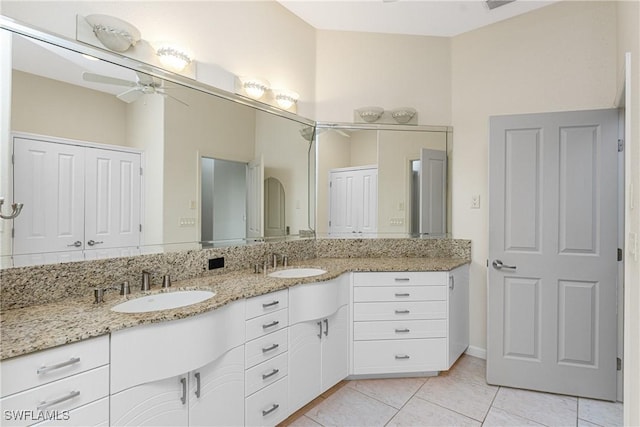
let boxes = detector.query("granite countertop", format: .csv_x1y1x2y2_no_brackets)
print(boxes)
0,257,468,361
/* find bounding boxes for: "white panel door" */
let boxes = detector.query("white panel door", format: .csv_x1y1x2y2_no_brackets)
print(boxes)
420,148,447,235
358,168,378,236
328,167,377,236
488,109,618,400
246,156,264,240
84,148,141,255
13,137,84,257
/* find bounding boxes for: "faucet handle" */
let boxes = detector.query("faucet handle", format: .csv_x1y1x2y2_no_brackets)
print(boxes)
162,274,171,288
120,281,131,295
141,271,152,291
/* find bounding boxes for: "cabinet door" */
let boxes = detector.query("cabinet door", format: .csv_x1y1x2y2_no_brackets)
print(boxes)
448,265,469,367
189,346,244,427
321,305,349,392
13,137,85,257
110,375,188,427
84,148,141,254
288,321,321,414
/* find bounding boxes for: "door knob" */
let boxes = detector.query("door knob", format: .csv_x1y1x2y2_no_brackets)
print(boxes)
492,260,517,270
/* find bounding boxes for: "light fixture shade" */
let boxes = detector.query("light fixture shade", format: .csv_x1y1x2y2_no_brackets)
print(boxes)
273,89,299,110
357,106,384,123
156,45,192,71
391,107,416,124
240,77,270,99
85,14,141,52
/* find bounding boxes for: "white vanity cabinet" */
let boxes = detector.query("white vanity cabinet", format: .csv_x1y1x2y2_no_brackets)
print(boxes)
244,289,289,427
0,335,109,427
351,266,469,375
110,301,245,427
288,274,350,414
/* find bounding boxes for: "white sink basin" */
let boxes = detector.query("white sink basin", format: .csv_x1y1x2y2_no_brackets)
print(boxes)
111,290,216,313
268,268,327,278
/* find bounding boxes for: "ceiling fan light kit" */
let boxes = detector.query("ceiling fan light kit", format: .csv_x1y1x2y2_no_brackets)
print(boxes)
85,14,141,52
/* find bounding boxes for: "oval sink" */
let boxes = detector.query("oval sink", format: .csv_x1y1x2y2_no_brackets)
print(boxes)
111,290,216,313
268,268,327,279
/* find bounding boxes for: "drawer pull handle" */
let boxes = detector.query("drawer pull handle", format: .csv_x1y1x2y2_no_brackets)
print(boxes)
262,300,279,308
194,372,201,398
262,403,280,416
317,321,323,338
37,390,80,410
395,293,410,297
37,357,81,375
180,377,187,404
262,368,280,380
395,278,410,282
395,328,410,333
395,310,410,314
262,343,279,353
262,320,280,329
324,318,329,337
395,354,411,360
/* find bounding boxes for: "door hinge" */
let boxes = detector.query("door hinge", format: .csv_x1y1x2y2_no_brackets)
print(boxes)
139,224,142,232
11,228,14,238
140,167,143,176
328,220,332,227
618,139,624,152
618,248,623,261
617,357,622,371
329,181,332,188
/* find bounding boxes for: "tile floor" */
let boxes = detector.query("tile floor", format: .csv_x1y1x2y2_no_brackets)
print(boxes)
280,355,623,427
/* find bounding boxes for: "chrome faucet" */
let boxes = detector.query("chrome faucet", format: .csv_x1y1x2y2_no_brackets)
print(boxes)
141,270,152,291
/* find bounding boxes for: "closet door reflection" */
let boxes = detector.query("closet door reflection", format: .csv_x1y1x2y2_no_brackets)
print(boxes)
201,158,247,246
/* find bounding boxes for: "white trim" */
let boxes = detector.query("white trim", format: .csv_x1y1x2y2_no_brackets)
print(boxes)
11,131,143,155
465,345,487,360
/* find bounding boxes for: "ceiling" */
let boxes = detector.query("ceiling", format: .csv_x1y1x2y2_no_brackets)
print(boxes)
277,0,558,37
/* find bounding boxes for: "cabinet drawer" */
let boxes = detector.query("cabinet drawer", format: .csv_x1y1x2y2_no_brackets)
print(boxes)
353,301,447,321
353,339,447,374
353,319,447,341
245,289,288,320
245,377,288,427
0,366,109,427
33,396,109,427
1,336,109,398
245,308,288,342
245,352,288,397
245,328,288,369
353,286,446,302
353,272,447,287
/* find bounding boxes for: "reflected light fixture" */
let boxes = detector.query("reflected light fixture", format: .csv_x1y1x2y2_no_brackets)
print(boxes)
156,45,192,71
356,106,384,123
241,77,270,99
273,89,299,110
391,107,416,124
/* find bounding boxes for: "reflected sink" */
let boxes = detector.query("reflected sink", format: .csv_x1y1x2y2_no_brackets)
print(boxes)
268,268,327,278
111,290,216,313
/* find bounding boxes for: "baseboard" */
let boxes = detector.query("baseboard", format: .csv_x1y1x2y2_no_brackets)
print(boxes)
465,345,487,360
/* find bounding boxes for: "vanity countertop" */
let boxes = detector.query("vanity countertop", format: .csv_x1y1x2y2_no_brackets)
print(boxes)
0,257,468,360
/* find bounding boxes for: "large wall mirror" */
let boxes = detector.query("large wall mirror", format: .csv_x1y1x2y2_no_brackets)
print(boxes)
315,123,452,238
0,23,315,268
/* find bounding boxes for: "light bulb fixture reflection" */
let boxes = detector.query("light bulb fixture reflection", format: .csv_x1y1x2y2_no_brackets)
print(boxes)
273,89,299,110
241,78,270,99
156,46,192,71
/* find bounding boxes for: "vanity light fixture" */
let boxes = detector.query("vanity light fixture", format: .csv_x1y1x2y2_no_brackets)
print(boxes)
391,107,417,124
85,14,141,53
273,89,299,110
240,77,270,100
156,45,192,72
356,106,384,123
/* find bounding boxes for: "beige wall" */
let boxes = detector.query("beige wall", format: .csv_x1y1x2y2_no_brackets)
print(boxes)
617,1,640,423
316,130,351,235
315,30,451,125
451,1,618,354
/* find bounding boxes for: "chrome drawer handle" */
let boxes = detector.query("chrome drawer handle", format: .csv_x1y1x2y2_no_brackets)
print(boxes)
262,368,280,380
395,293,410,297
262,403,280,416
395,310,410,314
262,320,280,329
262,300,279,308
180,378,187,404
395,328,410,333
37,390,80,410
394,278,410,282
194,372,201,398
324,318,329,337
395,354,410,360
262,343,279,353
37,357,81,375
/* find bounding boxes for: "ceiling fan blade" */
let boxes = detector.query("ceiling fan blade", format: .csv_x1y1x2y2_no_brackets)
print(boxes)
116,87,143,103
82,72,137,87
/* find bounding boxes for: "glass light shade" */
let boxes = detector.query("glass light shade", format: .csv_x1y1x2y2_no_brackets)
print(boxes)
273,89,299,109
391,107,417,124
356,106,384,123
242,78,270,99
156,46,192,71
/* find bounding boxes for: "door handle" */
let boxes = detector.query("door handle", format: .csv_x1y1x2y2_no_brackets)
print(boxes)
492,260,517,270
87,240,104,246
67,240,82,247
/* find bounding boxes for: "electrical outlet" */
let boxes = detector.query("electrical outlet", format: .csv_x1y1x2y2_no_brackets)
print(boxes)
208,257,224,270
471,195,480,209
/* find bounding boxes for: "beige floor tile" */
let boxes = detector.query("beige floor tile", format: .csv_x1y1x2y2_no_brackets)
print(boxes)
493,387,577,427
287,415,323,427
416,373,498,421
346,377,427,409
387,396,480,427
305,386,396,427
578,398,623,427
482,407,545,426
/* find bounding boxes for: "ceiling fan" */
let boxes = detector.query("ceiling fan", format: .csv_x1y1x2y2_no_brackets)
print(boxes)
82,71,188,106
